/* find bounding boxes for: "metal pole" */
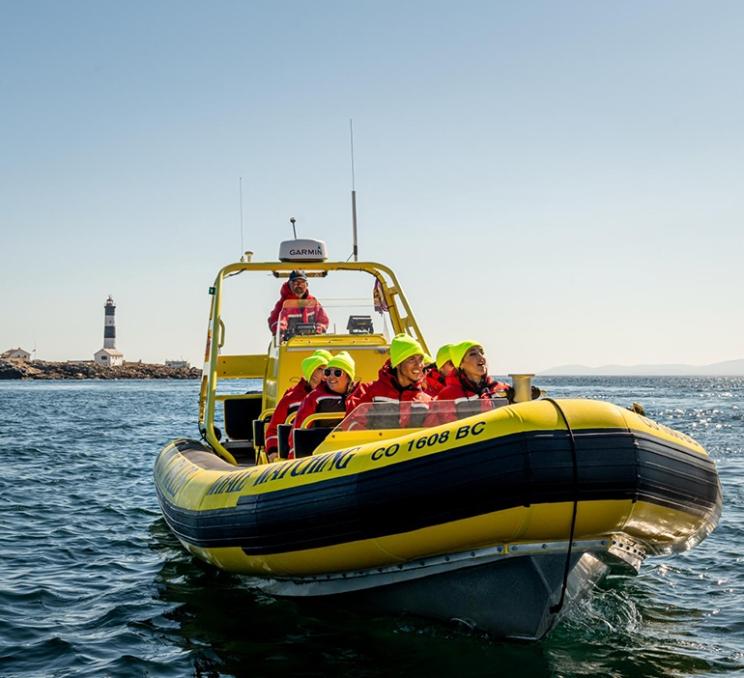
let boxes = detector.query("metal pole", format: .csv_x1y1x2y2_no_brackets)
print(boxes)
350,119,358,261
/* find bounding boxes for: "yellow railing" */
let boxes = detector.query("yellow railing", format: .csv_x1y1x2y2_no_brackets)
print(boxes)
199,259,427,465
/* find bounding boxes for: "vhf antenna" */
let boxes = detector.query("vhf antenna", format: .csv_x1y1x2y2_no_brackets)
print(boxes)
290,216,298,239
350,119,359,261
239,176,245,254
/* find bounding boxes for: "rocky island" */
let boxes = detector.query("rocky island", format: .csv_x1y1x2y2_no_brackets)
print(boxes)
0,359,201,380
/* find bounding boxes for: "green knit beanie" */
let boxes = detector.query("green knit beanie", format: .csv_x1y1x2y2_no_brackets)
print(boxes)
449,340,482,369
301,350,332,382
390,333,426,368
435,344,454,369
326,351,356,381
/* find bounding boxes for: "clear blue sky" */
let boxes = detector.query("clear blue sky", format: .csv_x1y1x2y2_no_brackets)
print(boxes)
2,1,742,373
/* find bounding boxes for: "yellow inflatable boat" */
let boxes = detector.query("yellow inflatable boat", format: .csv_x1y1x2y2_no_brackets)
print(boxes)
154,238,721,640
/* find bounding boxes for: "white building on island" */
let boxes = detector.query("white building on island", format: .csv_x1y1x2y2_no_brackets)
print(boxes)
94,296,124,367
2,347,31,362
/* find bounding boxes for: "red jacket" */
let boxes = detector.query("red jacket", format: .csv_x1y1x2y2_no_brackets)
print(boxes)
265,378,312,454
424,366,446,396
346,360,432,428
426,372,510,427
267,282,330,334
289,381,359,457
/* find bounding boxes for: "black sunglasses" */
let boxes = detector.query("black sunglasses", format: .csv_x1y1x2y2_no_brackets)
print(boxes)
324,368,345,377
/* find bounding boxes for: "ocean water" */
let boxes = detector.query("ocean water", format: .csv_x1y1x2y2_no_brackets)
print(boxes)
0,377,742,677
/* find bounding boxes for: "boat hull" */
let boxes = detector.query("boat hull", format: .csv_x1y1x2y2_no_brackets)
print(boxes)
154,398,721,638
253,536,641,640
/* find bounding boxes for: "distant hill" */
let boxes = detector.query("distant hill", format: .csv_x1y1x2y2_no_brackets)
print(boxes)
538,358,744,376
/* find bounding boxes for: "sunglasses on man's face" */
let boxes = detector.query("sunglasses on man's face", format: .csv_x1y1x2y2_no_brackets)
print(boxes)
324,368,345,377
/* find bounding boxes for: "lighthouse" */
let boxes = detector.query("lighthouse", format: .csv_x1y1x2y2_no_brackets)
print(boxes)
93,296,124,367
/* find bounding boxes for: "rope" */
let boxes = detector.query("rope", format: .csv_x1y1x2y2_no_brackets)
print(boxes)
544,398,579,615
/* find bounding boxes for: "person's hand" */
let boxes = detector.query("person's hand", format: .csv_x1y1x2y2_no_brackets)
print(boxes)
531,386,542,400
315,324,326,334
505,386,515,403
267,452,278,463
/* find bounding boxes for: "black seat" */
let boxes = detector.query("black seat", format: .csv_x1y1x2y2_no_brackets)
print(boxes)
224,397,262,440
223,441,257,466
252,418,269,448
293,427,335,458
277,424,292,459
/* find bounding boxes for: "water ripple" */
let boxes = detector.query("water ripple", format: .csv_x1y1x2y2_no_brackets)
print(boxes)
1,378,743,677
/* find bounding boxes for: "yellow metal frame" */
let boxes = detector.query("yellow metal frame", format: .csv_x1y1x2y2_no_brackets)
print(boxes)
299,412,347,429
198,260,428,464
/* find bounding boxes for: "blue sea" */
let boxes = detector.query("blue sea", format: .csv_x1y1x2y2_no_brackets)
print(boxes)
1,377,742,677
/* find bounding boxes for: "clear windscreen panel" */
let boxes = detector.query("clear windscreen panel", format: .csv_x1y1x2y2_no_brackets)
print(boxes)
219,268,393,357
274,297,390,345
337,398,510,432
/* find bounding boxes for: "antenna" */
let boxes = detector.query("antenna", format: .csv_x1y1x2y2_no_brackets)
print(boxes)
290,216,298,239
349,119,359,261
239,177,245,254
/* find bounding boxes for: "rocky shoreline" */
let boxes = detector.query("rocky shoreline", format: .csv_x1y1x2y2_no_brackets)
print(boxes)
0,359,201,380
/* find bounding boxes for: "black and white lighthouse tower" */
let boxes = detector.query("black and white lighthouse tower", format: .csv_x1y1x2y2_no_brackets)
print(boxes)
94,296,124,366
103,296,116,349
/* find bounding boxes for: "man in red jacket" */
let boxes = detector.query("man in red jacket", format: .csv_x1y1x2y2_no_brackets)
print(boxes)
267,270,329,337
264,349,331,461
347,333,432,429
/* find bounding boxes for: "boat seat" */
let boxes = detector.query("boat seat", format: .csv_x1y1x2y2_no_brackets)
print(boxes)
223,440,257,466
293,427,335,458
224,396,262,440
252,418,269,448
277,423,292,459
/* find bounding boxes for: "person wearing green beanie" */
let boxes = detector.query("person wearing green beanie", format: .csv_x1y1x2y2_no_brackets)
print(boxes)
345,334,432,428
289,351,361,458
301,350,333,383
426,340,540,426
325,351,356,383
424,341,512,427
436,344,454,371
424,343,456,396
389,333,425,369
449,340,483,372
264,349,331,461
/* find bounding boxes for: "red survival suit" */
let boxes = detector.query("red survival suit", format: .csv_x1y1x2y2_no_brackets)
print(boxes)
289,381,358,458
264,378,313,456
424,365,446,397
426,372,510,426
267,281,330,335
347,360,432,429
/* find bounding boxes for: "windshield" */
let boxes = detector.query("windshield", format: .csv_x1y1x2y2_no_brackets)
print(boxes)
218,269,394,356
337,398,510,431
273,297,389,345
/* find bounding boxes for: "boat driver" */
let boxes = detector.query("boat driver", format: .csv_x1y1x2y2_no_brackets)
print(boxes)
267,270,330,337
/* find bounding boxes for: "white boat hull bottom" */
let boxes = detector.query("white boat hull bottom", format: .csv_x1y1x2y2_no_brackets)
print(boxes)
250,538,642,640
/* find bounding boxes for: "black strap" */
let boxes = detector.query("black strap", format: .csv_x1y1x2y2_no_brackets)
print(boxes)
544,398,579,615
